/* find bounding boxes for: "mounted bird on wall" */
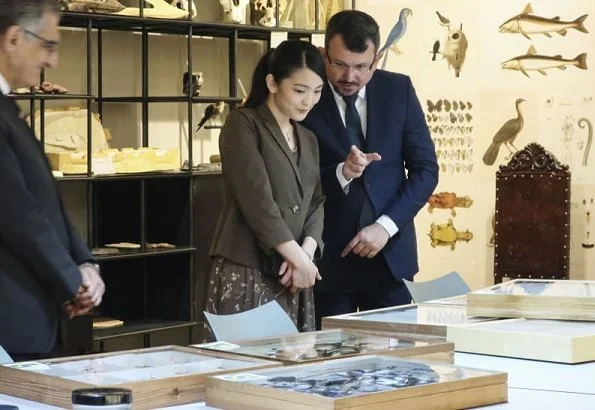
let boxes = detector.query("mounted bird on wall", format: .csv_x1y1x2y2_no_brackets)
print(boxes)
483,98,526,166
430,10,469,78
196,101,226,132
378,8,413,69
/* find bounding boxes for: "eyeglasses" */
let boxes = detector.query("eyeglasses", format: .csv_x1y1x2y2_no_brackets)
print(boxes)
22,28,59,52
326,54,374,74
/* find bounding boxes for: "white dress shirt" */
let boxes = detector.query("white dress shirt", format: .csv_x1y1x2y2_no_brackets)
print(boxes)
329,84,398,238
0,73,11,95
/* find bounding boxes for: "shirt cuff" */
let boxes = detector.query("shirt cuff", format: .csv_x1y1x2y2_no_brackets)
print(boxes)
376,215,399,238
336,162,352,193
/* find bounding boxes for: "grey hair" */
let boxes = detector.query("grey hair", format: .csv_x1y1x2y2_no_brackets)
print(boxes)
0,0,60,36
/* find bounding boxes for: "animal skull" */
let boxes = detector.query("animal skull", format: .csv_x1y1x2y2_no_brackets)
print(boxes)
170,0,198,18
250,0,276,27
220,0,249,24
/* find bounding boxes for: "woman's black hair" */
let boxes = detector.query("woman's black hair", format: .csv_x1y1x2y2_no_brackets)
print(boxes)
243,40,326,108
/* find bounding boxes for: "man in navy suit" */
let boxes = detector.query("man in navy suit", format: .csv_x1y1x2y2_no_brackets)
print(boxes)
302,10,438,329
0,0,105,360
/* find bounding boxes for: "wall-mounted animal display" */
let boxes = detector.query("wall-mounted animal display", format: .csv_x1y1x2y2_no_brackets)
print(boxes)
182,71,203,97
426,98,475,173
221,0,249,24
429,219,473,250
427,192,473,216
378,8,412,69
499,3,588,39
430,10,469,78
502,45,587,77
483,98,525,166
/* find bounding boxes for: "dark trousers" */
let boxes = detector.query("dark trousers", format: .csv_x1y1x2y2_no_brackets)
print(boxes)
314,256,412,330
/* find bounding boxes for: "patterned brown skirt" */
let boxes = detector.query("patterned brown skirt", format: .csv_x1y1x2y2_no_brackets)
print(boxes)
200,256,315,342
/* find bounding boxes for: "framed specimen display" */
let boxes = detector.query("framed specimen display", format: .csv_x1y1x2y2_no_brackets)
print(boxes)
447,318,595,363
205,355,508,409
0,345,278,409
420,294,468,306
194,329,454,364
466,279,595,320
322,303,489,337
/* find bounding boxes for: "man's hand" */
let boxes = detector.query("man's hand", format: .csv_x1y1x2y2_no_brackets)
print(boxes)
342,145,381,180
79,263,105,306
341,222,390,258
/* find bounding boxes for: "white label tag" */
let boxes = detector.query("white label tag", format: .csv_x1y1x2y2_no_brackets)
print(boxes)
92,157,115,175
270,31,288,48
217,373,267,382
193,341,240,351
4,362,51,371
311,33,325,48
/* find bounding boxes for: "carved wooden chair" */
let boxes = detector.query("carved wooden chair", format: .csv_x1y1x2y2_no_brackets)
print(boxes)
493,143,570,283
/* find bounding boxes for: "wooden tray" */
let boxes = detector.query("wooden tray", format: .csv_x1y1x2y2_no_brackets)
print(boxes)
205,355,508,409
193,329,454,365
322,303,490,338
0,345,278,409
447,318,595,363
466,279,595,320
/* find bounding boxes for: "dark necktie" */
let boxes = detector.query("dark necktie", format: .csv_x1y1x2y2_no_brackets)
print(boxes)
343,94,365,148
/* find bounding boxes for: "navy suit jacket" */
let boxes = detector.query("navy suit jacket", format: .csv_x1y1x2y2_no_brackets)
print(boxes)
302,70,438,292
0,94,92,355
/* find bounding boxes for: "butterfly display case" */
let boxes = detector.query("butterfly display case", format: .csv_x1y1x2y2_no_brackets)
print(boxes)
466,279,595,320
322,302,490,338
447,318,595,363
0,345,278,409
194,329,453,365
205,355,508,409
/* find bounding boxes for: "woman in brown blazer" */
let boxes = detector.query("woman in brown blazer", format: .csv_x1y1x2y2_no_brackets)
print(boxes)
205,40,326,335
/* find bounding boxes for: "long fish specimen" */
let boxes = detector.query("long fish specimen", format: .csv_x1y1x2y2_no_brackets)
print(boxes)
499,3,588,39
501,45,587,77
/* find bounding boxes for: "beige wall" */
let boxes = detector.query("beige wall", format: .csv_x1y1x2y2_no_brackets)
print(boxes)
358,0,595,288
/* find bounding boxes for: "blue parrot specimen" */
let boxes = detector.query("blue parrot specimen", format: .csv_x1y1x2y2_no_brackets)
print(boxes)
379,8,413,69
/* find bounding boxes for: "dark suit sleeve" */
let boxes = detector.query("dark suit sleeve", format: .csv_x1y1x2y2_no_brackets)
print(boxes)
0,129,81,304
219,110,295,250
382,77,438,227
320,163,346,200
63,210,94,264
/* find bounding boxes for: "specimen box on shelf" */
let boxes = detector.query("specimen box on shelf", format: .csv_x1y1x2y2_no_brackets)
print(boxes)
447,318,595,363
194,329,454,365
205,355,508,409
0,345,278,409
466,279,595,320
322,302,490,338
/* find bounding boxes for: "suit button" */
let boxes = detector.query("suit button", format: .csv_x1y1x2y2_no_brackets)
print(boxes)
291,205,300,214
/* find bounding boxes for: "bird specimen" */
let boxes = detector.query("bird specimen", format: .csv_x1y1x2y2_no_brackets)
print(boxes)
196,101,225,132
379,8,413,68
436,10,450,27
482,98,526,166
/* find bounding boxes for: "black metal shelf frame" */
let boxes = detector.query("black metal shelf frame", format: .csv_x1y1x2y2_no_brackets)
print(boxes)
11,2,333,351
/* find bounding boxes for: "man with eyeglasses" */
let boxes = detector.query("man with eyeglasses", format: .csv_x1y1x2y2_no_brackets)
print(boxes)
0,0,105,361
302,10,438,329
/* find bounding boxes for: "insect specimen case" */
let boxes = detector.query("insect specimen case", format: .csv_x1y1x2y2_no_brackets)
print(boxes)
0,345,278,409
193,329,453,364
447,318,595,363
205,355,508,409
322,302,490,338
466,279,595,320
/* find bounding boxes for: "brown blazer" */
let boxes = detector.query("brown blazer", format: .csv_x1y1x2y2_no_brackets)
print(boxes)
210,104,325,269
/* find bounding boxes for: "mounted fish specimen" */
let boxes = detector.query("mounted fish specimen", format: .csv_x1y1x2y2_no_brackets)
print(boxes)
499,3,588,39
502,45,587,77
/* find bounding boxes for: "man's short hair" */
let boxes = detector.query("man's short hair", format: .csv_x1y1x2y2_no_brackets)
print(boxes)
325,10,380,54
0,0,60,36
